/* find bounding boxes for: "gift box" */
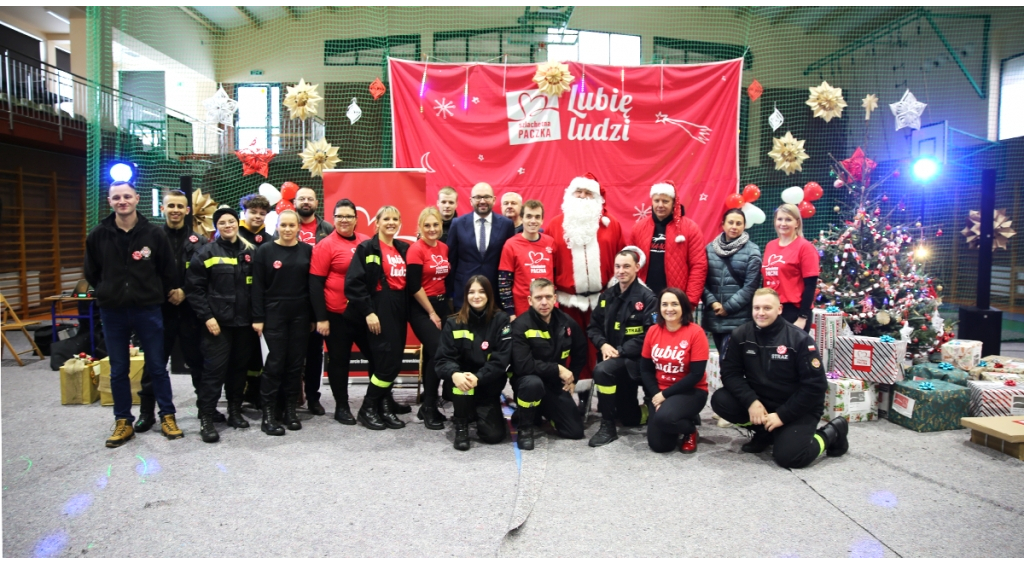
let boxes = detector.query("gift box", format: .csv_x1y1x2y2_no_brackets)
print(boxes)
967,355,1024,380
98,354,145,406
967,381,1024,417
810,308,846,352
60,358,101,405
831,336,907,384
823,378,877,423
941,339,983,371
887,379,970,432
875,383,894,419
978,371,1024,383
706,351,722,393
908,362,969,387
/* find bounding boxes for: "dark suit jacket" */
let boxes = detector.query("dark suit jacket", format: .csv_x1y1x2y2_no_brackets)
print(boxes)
447,212,515,307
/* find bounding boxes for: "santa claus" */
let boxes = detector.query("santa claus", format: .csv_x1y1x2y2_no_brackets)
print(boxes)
545,174,625,398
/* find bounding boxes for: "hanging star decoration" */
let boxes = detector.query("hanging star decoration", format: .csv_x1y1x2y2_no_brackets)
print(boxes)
346,97,362,125
283,78,323,120
747,80,763,101
202,86,238,126
191,189,218,239
234,138,275,178
890,89,927,131
806,81,847,122
767,131,809,175
962,209,1016,251
840,147,877,184
299,137,341,178
533,62,574,97
862,94,878,120
768,105,784,132
369,77,386,101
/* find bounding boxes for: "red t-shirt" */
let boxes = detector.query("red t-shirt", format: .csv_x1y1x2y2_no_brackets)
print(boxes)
310,230,369,314
499,233,555,315
407,239,449,296
380,241,406,291
642,323,710,392
762,237,820,305
298,219,319,246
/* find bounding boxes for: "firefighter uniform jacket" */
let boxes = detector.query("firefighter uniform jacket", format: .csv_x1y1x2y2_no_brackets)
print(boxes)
344,235,411,318
186,237,254,327
435,309,513,387
85,212,175,309
511,307,588,386
587,279,658,360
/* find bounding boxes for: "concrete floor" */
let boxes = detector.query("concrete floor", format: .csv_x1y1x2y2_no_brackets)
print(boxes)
3,334,1023,558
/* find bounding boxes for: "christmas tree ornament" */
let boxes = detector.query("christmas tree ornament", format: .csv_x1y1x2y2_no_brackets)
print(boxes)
191,189,218,239
834,179,845,188
806,81,847,122
234,138,275,178
889,89,927,131
283,79,323,120
299,137,341,178
747,80,763,101
840,147,877,183
876,311,891,325
768,105,784,132
862,94,878,120
768,132,809,175
202,86,238,126
369,77,387,100
961,209,1016,250
346,97,362,125
533,62,574,97
834,206,842,213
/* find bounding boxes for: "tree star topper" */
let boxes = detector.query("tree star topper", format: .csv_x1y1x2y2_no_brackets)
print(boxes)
767,131,809,176
533,62,574,97
299,137,340,178
283,78,323,120
862,94,878,121
889,89,927,131
806,81,847,123
234,138,275,178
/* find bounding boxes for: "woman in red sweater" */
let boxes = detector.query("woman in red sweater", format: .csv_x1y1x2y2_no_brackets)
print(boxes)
641,287,709,454
761,204,819,332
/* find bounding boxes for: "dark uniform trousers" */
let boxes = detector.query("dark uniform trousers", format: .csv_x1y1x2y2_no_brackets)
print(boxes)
408,296,451,406
199,326,255,414
365,290,408,401
139,303,204,400
447,372,507,444
711,387,823,469
647,390,708,453
511,375,585,440
261,303,310,407
303,332,324,404
324,310,375,405
592,357,645,426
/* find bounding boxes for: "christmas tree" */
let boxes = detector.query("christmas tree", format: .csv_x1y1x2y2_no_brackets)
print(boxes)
812,148,952,360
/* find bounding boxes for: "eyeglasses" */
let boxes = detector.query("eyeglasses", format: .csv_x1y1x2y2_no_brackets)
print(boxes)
334,215,357,220
470,195,494,201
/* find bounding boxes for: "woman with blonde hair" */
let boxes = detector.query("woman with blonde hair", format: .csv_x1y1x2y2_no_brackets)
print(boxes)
761,204,819,332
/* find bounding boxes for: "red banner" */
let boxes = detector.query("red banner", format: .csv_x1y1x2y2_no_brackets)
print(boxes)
321,168,426,244
389,58,742,243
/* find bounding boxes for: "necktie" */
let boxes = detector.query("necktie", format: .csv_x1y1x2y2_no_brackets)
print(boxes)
478,218,487,254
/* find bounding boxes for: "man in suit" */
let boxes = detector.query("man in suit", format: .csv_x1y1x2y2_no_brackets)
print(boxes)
447,182,515,308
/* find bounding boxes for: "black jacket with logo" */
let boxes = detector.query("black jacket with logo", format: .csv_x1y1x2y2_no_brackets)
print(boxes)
435,309,513,388
720,316,827,423
511,307,588,387
344,235,411,318
85,213,175,309
239,221,272,249
186,237,254,327
587,279,658,360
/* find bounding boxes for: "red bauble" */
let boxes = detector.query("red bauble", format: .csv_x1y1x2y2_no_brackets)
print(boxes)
936,229,943,236
892,170,901,178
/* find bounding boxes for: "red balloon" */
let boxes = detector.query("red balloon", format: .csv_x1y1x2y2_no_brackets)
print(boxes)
280,181,299,202
742,184,761,203
725,193,745,209
798,201,816,218
803,182,823,202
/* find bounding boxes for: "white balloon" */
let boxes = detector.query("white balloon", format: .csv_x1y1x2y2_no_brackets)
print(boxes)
258,183,281,206
264,211,278,236
781,186,805,205
741,202,766,225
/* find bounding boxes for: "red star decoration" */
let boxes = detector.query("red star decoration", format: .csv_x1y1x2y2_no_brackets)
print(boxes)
747,80,763,101
841,147,877,185
369,77,387,101
234,139,275,178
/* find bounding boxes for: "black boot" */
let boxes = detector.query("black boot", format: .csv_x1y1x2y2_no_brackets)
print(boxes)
226,400,249,429
357,396,386,430
379,395,406,429
453,417,471,451
284,400,302,431
261,404,285,436
417,403,446,430
818,416,849,457
741,428,773,453
388,390,412,414
334,400,356,425
588,419,618,447
212,409,227,423
134,397,156,433
577,389,592,419
517,408,536,450
307,398,326,416
199,412,220,443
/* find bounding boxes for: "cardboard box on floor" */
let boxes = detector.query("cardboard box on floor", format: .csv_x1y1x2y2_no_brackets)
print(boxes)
60,359,101,405
97,355,144,406
961,416,1024,461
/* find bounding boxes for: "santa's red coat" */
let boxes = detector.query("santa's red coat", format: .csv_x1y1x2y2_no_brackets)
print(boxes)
545,213,625,311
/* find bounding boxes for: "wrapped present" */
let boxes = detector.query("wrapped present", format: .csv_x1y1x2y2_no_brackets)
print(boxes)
875,383,894,419
967,381,1024,417
978,371,1024,383
941,339,983,371
908,362,969,387
98,355,145,406
706,351,722,393
810,308,846,351
887,379,970,432
831,336,907,384
60,357,101,405
823,378,877,423
968,355,1024,380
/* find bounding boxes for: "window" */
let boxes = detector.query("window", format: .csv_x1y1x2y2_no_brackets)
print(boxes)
999,53,1024,141
433,28,534,63
652,37,753,69
235,84,280,152
547,29,640,66
325,35,420,66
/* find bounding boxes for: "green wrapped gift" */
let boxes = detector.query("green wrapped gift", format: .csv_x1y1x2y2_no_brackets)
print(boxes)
908,362,969,387
888,379,970,432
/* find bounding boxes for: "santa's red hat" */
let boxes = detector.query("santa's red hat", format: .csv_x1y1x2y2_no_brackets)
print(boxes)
566,173,610,226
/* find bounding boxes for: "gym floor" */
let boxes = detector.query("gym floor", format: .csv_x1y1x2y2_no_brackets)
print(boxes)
3,332,1023,558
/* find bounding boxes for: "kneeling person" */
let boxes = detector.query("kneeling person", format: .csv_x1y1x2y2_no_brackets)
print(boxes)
711,288,848,468
510,278,588,450
434,276,512,450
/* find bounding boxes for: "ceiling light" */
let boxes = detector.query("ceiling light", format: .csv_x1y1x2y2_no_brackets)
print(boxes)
46,10,70,25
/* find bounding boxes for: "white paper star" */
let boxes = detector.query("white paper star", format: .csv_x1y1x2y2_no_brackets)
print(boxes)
202,86,238,126
699,193,708,201
889,89,927,131
434,98,455,119
517,167,525,175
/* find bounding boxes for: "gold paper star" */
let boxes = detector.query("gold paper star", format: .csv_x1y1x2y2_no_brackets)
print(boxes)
767,131,809,176
533,62,574,97
806,81,847,122
283,79,323,121
862,94,878,120
191,189,218,239
299,138,340,178
962,209,1016,251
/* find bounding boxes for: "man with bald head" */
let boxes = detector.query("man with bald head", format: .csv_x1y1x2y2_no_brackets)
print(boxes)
501,191,524,233
446,182,515,308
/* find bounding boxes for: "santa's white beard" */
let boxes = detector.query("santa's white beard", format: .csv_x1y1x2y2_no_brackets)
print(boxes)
559,193,605,310
560,195,603,246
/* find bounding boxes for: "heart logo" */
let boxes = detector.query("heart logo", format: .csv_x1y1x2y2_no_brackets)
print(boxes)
516,92,550,121
430,254,448,266
527,251,547,265
765,254,786,266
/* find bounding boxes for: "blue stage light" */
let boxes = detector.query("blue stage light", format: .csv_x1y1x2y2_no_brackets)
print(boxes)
108,162,137,183
911,157,940,182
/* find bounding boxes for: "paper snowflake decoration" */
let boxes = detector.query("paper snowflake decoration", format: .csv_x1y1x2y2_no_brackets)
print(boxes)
889,89,927,131
862,94,878,121
283,79,323,121
299,137,340,178
806,81,847,123
234,138,275,178
768,105,784,132
962,209,1016,251
434,98,455,119
533,62,574,97
633,203,651,222
202,86,238,126
346,97,362,125
767,131,809,176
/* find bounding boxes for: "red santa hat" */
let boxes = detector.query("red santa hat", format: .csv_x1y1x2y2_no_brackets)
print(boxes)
650,180,688,243
567,173,610,226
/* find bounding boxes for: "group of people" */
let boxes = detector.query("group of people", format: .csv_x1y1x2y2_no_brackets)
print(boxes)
84,174,849,470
